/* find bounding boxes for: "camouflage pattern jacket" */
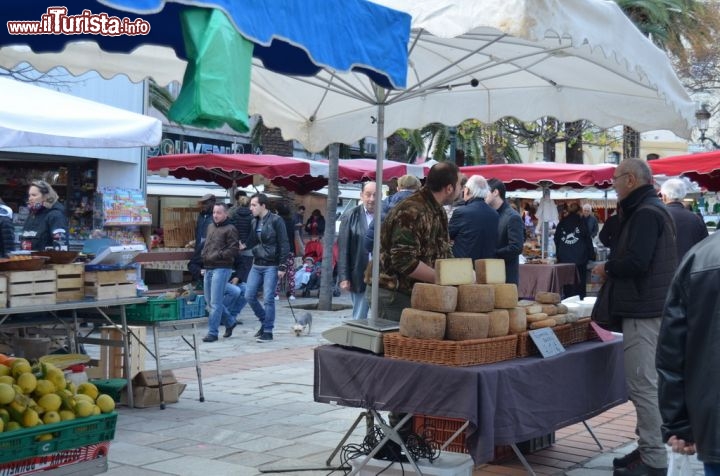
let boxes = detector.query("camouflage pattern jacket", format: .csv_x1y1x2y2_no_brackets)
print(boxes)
378,187,453,295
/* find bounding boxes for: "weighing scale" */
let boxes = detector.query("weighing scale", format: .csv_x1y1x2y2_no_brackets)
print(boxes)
322,318,399,354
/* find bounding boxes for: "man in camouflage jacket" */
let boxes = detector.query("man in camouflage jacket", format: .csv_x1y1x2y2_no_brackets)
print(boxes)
376,162,462,321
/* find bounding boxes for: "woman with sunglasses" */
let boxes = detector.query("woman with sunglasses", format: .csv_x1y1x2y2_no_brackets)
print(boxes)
20,180,69,251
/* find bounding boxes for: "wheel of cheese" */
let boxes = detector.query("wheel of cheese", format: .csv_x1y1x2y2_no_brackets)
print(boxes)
508,307,527,334
524,303,543,314
535,292,561,304
529,318,557,329
411,283,458,313
552,313,568,325
493,284,519,309
526,312,549,323
556,303,569,314
434,258,475,285
488,309,510,337
540,304,558,316
456,284,494,313
399,308,446,340
474,259,506,284
446,312,490,340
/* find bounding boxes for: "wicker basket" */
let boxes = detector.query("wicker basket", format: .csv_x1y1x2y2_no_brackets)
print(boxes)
516,318,595,357
383,332,517,367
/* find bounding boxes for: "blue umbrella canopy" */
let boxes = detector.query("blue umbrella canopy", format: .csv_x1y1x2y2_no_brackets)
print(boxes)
2,0,409,88
1,0,410,131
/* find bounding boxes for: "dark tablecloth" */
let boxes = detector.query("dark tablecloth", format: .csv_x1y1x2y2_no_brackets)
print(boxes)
314,339,627,464
518,263,579,298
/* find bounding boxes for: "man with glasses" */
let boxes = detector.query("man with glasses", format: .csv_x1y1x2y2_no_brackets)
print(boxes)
592,158,677,476
449,175,498,261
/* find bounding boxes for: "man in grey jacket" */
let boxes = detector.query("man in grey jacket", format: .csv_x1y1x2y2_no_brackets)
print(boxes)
338,181,376,320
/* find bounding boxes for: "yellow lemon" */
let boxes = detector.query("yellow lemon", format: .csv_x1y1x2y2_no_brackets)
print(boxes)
37,394,62,413
59,410,75,421
95,394,115,414
16,373,37,395
91,405,101,416
76,382,99,400
0,376,14,385
0,409,10,424
74,394,94,405
46,369,66,393
33,379,55,397
42,411,61,424
5,421,21,432
0,383,15,405
35,433,53,442
0,365,11,377
22,408,40,427
66,382,77,395
11,360,31,379
0,419,4,433
74,400,93,418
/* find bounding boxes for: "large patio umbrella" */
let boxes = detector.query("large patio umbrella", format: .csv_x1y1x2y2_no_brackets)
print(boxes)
0,76,161,148
460,162,616,191
148,153,331,194
648,151,720,191
335,158,432,182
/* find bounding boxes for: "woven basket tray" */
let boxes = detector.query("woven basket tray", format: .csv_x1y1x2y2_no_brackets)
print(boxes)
383,332,517,367
517,317,595,357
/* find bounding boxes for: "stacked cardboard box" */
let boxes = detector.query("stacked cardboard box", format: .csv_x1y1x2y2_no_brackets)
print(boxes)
121,370,186,408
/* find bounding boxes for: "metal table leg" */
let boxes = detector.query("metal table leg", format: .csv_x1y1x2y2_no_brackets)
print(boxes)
190,323,204,402
583,420,604,450
152,324,166,409
119,305,134,409
510,443,538,476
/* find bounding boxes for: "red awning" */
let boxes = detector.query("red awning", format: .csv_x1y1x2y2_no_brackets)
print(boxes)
648,150,720,191
147,153,330,194
460,162,616,190
335,158,431,182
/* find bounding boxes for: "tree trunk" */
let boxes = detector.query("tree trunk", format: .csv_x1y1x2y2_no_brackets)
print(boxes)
318,144,339,310
565,121,584,164
542,140,556,162
623,126,640,160
386,133,407,162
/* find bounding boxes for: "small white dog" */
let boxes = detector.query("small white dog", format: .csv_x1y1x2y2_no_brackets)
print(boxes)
292,312,313,336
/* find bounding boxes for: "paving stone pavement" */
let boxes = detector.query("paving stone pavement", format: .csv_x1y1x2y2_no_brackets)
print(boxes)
96,294,704,476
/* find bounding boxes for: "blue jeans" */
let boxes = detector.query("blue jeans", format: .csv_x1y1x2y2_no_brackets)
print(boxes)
245,265,279,333
203,268,232,337
706,463,720,476
223,282,247,323
350,291,369,320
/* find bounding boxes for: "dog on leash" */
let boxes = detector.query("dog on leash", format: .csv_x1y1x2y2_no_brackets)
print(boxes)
292,312,313,336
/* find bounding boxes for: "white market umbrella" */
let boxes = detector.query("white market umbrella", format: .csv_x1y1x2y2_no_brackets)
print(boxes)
247,0,695,318
0,76,161,148
248,0,695,318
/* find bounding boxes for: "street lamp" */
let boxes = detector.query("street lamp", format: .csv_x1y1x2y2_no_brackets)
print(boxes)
695,103,720,149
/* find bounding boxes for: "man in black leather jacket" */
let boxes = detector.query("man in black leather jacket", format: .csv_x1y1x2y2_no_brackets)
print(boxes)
657,231,720,475
592,159,677,476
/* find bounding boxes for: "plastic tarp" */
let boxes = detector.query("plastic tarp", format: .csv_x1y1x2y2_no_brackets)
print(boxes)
0,76,161,148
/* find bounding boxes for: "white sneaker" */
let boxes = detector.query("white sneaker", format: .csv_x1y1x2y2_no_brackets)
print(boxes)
274,295,279,301
289,295,296,301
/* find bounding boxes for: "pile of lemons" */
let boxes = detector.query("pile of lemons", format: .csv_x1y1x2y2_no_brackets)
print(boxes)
0,357,115,436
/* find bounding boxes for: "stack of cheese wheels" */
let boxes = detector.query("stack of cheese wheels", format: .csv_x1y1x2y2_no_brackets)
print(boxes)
400,258,526,341
516,292,579,330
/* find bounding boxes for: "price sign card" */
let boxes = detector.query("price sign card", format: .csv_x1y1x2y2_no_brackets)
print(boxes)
529,328,565,358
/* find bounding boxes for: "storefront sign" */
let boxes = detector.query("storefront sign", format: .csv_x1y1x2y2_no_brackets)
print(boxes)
148,132,254,157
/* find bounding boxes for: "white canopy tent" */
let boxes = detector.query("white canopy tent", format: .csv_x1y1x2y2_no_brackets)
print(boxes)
0,76,161,148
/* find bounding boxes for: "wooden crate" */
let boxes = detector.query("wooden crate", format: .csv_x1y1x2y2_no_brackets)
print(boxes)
0,275,6,308
97,325,146,379
3,270,57,307
85,270,137,300
49,263,85,302
161,207,198,247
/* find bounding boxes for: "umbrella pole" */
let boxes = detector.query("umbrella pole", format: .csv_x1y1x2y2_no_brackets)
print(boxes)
370,99,386,321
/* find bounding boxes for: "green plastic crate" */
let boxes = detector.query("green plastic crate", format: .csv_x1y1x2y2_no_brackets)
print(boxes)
90,378,128,402
0,412,117,463
125,297,179,322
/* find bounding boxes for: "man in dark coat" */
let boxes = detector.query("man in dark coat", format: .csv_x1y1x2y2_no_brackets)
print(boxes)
485,178,524,285
449,174,498,261
338,181,376,320
660,178,708,260
187,194,215,286
657,231,719,476
592,159,677,476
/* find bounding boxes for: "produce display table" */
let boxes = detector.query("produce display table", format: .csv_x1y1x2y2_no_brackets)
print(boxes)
0,297,146,408
518,263,578,298
314,339,627,466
